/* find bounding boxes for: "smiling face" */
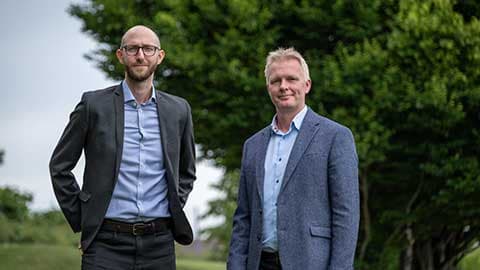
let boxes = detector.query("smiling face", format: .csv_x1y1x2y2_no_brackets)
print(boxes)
266,58,311,115
116,26,165,82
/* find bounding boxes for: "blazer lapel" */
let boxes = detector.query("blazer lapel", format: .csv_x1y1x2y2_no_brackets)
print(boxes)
113,84,124,187
255,127,271,201
155,91,177,196
155,91,193,245
280,109,321,194
155,91,173,175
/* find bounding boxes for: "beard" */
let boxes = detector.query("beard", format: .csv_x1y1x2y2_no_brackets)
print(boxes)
125,63,157,82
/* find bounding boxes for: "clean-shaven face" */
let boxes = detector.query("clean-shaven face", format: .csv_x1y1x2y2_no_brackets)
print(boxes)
267,58,311,114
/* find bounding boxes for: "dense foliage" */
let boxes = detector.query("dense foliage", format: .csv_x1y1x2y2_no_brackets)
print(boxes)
69,0,479,268
0,186,78,245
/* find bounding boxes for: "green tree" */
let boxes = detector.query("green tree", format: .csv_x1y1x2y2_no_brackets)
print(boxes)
69,0,480,268
0,187,32,222
0,151,32,222
69,0,395,259
319,0,480,269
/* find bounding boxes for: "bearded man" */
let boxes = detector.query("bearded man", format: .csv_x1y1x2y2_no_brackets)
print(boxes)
50,25,196,270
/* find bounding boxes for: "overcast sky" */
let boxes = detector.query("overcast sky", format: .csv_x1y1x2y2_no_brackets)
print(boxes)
0,0,223,235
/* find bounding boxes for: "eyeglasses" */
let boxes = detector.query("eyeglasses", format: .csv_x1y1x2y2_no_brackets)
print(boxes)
122,45,160,56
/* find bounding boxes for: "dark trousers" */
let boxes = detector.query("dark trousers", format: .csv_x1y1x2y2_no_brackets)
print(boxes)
82,220,175,270
259,251,282,270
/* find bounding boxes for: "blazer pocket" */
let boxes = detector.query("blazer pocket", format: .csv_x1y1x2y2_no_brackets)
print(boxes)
78,190,91,202
303,152,326,159
310,225,332,239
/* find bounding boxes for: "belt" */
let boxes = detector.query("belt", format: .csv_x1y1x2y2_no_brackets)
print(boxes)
261,250,281,268
101,218,171,236
261,250,280,260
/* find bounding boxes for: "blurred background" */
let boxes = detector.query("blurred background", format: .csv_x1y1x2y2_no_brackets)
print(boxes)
1,0,479,269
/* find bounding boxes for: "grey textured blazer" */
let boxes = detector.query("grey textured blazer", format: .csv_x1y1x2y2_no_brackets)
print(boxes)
228,108,359,270
49,84,196,251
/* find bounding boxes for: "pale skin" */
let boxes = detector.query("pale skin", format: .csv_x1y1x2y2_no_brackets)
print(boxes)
116,25,165,104
266,58,312,132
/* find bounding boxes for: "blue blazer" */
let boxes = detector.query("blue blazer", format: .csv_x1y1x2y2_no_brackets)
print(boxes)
228,109,359,270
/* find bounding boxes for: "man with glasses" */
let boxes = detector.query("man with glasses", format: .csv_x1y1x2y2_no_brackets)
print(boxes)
50,25,196,270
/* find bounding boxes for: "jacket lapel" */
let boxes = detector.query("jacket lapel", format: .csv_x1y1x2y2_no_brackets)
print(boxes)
155,91,172,172
155,91,193,245
113,84,124,187
155,91,176,194
279,109,321,194
256,127,271,201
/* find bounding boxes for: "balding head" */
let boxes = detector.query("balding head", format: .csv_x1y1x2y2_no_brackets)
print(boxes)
120,25,161,48
116,25,165,84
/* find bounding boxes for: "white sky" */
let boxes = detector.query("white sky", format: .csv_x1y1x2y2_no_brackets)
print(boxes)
0,0,223,236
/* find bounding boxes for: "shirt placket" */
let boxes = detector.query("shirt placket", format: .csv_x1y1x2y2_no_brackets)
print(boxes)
274,135,283,199
136,102,145,218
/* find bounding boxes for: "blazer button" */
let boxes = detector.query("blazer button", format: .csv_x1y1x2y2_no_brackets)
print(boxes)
257,235,261,241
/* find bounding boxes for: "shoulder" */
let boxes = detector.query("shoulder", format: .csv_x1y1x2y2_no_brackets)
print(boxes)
306,109,353,136
156,90,190,109
81,84,119,101
244,126,270,148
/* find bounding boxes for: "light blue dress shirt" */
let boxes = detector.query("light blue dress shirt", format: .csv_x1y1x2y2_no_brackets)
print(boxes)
262,106,308,251
105,81,170,222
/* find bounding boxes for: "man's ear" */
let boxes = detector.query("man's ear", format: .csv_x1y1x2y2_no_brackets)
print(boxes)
157,49,166,65
305,79,312,94
116,49,125,64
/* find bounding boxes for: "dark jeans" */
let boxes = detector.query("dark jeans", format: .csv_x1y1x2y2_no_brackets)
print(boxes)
259,251,282,270
82,229,175,270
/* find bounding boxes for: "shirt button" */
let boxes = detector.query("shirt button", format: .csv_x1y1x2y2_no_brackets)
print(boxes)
276,179,279,183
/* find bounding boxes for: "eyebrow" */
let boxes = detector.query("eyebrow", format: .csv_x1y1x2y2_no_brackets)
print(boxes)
123,44,159,47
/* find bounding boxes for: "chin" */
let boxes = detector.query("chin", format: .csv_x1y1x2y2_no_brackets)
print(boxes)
277,101,294,108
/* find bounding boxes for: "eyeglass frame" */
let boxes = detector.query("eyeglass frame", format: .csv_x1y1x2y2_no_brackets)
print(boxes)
121,45,161,56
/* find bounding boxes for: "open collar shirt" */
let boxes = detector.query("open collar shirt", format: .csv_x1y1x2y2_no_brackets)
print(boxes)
262,105,308,251
105,81,170,222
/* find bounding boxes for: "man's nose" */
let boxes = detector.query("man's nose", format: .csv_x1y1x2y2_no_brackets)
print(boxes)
135,48,146,60
279,79,289,90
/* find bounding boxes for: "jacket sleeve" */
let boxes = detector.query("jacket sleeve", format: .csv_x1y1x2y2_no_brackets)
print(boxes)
327,126,360,270
49,93,88,232
177,100,196,207
227,143,251,270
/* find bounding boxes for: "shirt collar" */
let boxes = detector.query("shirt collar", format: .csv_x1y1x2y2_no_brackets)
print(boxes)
270,105,308,134
121,80,156,104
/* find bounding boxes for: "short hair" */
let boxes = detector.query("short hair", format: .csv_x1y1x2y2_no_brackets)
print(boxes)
264,47,310,84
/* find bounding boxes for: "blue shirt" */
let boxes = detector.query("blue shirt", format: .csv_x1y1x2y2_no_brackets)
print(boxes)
262,106,308,251
105,81,170,222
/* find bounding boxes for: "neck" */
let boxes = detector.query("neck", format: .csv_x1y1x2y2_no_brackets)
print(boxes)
275,106,305,132
125,77,153,103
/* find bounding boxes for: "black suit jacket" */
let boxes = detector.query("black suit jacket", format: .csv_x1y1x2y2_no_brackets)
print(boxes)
49,84,196,251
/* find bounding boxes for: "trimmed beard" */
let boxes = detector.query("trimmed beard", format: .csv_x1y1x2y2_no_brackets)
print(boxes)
125,64,157,82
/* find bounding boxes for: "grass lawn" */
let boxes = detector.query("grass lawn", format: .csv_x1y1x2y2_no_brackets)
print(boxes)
3,243,476,270
0,243,224,270
459,247,480,270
